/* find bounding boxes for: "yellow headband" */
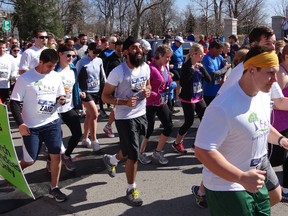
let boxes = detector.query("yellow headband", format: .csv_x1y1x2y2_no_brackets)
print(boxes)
243,52,279,71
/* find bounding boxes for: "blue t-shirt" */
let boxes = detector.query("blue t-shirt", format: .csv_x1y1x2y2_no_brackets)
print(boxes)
202,52,225,97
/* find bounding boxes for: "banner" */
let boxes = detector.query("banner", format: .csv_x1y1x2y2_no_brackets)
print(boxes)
0,104,35,199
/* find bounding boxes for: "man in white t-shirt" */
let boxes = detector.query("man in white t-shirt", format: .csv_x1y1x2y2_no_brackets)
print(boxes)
10,49,68,202
195,47,288,215
102,36,151,207
0,40,17,103
192,26,287,209
19,29,48,74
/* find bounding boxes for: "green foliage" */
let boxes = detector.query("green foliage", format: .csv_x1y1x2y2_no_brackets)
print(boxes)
13,0,64,40
185,12,195,33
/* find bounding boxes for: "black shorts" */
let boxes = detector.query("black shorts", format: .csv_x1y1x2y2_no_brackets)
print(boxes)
81,92,100,104
0,89,10,103
115,115,147,160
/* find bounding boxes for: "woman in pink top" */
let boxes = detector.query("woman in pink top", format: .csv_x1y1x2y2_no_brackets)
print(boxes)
270,44,288,200
139,45,173,165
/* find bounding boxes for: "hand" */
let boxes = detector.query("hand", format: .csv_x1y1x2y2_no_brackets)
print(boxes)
143,87,151,98
239,169,266,193
80,92,86,99
226,63,231,69
279,137,288,150
19,124,30,136
195,63,203,68
57,96,66,105
127,96,137,107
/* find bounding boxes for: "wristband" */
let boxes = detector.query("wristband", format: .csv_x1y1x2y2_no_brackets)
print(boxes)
278,136,285,147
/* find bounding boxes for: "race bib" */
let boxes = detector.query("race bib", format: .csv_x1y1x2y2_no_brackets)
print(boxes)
37,99,56,115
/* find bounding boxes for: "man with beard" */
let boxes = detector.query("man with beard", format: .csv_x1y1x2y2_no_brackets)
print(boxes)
74,33,88,59
102,36,151,206
19,29,48,74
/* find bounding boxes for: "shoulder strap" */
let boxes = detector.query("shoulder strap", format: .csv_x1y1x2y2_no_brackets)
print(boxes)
280,64,288,75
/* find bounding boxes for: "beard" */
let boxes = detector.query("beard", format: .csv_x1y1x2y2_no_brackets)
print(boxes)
128,51,144,67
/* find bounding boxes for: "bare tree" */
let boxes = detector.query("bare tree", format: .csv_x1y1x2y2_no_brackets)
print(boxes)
272,0,288,17
131,0,164,38
225,0,266,34
94,0,119,36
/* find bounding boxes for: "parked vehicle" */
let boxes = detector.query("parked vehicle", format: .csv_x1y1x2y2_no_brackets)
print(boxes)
146,38,193,60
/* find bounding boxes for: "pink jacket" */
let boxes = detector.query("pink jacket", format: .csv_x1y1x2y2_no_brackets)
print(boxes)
146,61,172,106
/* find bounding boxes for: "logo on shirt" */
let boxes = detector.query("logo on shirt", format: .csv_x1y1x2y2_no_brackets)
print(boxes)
249,112,269,140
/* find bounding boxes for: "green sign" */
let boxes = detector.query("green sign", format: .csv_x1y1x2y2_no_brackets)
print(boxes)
0,104,35,199
2,20,11,32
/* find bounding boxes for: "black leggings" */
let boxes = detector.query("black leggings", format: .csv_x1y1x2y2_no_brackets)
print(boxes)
178,100,206,136
268,128,288,188
60,109,82,156
145,104,172,138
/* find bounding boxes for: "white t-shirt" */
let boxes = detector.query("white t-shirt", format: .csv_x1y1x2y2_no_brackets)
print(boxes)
0,54,17,89
107,62,150,120
195,82,271,191
10,69,65,128
10,53,22,72
19,46,47,71
218,62,283,99
56,68,75,113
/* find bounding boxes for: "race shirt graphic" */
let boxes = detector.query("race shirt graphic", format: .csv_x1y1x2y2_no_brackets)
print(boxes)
87,78,99,88
0,63,9,79
131,75,147,100
61,75,74,103
249,112,269,168
34,81,57,115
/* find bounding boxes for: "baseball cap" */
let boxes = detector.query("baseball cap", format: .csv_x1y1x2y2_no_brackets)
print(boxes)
229,34,238,41
140,39,151,50
175,36,184,43
123,36,139,50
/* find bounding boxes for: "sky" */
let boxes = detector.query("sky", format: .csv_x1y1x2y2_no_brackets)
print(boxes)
175,0,278,25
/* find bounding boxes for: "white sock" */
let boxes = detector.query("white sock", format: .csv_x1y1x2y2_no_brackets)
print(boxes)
282,187,288,193
198,189,205,196
110,154,119,165
51,185,58,190
127,182,136,191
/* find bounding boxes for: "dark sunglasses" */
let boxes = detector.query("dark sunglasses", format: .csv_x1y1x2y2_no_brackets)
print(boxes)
13,49,20,52
66,54,76,58
38,36,49,39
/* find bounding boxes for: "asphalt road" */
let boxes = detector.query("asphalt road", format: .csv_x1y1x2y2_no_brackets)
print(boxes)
1,107,288,216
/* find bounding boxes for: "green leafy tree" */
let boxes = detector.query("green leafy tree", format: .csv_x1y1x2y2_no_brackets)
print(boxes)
185,11,196,33
13,0,64,40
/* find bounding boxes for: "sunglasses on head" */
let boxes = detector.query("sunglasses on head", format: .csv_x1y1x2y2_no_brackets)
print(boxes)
66,54,76,58
38,36,49,39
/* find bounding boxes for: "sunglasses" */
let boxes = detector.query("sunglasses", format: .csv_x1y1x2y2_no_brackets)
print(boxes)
13,49,20,52
66,54,76,58
38,36,49,39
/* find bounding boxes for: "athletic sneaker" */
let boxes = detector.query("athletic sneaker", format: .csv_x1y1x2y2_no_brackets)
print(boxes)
103,124,115,138
48,187,67,202
91,140,101,152
103,154,116,177
174,100,181,107
126,188,143,206
191,185,208,208
82,138,91,148
138,153,152,164
172,141,187,154
282,189,288,201
99,110,109,118
152,150,168,165
61,154,76,171
46,159,51,173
